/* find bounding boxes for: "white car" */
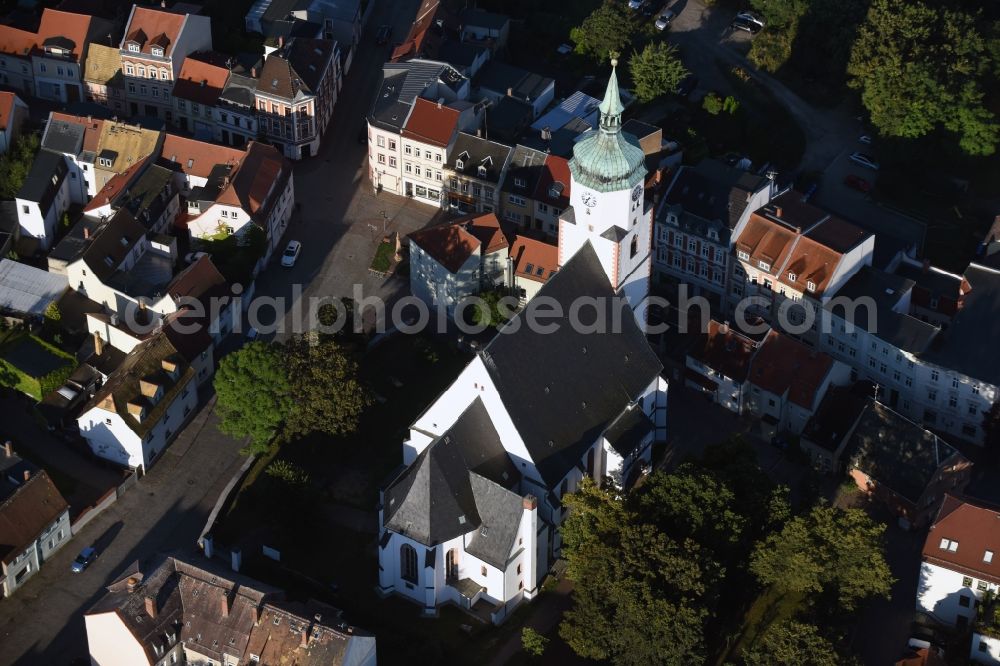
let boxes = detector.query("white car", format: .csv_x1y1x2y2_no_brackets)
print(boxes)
628,0,643,9
849,152,880,171
735,11,765,27
280,240,301,267
655,9,677,30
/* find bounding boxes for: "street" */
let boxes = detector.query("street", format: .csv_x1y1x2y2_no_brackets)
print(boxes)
0,0,436,662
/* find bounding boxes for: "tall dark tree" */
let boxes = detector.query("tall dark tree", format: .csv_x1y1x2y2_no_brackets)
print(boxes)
570,1,637,64
283,334,370,439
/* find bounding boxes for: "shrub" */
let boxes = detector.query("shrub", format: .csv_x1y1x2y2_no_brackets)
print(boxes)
702,92,724,115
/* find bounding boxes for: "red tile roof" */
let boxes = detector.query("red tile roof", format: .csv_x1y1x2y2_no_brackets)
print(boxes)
409,222,480,274
122,6,185,57
749,330,834,410
0,92,18,132
160,134,245,179
0,24,37,59
216,142,288,224
402,98,460,148
922,494,1000,585
736,213,798,278
0,470,69,565
391,0,450,61
689,320,758,382
463,212,507,254
533,154,571,208
172,51,231,106
37,9,94,61
510,235,558,283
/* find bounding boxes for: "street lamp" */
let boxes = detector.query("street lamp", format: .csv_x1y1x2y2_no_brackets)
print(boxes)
379,210,388,234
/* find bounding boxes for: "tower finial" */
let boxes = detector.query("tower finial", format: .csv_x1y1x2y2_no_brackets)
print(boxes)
598,56,625,132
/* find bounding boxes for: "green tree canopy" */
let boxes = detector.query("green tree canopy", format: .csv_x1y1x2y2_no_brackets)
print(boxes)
629,42,688,103
283,334,370,439
570,1,637,63
213,341,292,454
750,505,894,610
742,621,847,666
521,627,548,657
0,133,40,199
847,0,999,155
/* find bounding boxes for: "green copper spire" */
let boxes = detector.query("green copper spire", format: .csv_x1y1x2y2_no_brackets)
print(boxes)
598,57,625,131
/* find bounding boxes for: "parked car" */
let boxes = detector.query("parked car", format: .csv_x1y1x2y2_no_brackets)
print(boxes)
735,11,765,27
844,174,872,193
849,152,879,170
71,547,96,573
628,0,643,9
281,240,302,267
556,43,573,55
731,17,762,34
184,251,208,264
655,9,677,30
375,24,392,44
675,73,698,97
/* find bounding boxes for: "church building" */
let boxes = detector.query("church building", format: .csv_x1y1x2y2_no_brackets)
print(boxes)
376,63,668,624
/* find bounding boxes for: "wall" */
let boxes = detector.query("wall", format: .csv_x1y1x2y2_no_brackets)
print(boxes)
917,561,1000,626
408,239,481,318
369,124,403,194
85,611,152,666
973,633,1000,665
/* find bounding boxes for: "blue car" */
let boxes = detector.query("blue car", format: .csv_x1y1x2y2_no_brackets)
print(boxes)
71,547,96,573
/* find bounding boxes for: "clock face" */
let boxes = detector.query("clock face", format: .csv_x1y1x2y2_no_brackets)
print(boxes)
631,184,643,202
581,191,598,208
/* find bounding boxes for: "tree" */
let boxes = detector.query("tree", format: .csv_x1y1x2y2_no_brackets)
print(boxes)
283,335,370,439
847,0,999,155
521,627,548,657
571,1,637,63
629,42,688,103
43,302,61,324
559,478,709,665
743,621,845,666
470,290,514,328
702,93,724,115
0,133,40,199
213,341,292,454
750,505,894,610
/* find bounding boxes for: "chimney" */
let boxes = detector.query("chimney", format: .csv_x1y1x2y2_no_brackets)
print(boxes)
251,66,257,78
437,100,442,110
3,441,11,458
278,35,284,48
93,332,104,357
22,469,30,482
126,577,139,593
718,321,730,335
160,0,166,7
506,87,513,97
476,128,482,138
145,596,157,618
774,206,783,218
522,494,537,511
87,114,92,123
220,593,230,618
83,226,91,240
300,629,308,648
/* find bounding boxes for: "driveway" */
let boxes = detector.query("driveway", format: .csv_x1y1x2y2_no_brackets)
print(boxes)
0,401,248,665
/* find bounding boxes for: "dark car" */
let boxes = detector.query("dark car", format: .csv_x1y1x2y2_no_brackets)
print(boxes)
731,17,762,34
675,74,698,97
71,547,96,573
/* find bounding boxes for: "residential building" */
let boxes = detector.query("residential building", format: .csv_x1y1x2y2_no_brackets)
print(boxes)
895,257,970,328
90,118,164,196
0,23,38,95
729,192,875,342
216,70,259,147
0,446,70,598
685,319,760,414
379,244,667,623
0,92,27,154
40,112,102,200
523,91,601,157
443,131,512,214
437,40,489,78
400,97,465,207
499,144,547,229
120,4,213,120
655,159,775,309
255,37,340,159
170,51,231,139
846,401,971,527
531,154,571,238
31,9,112,103
973,598,1000,665
390,0,452,62
821,263,1000,445
78,331,198,470
246,0,362,74
917,495,1000,630
85,554,376,666
746,329,850,436
558,63,652,323
185,141,295,257
0,258,68,321
84,159,180,235
15,150,71,251
367,59,471,195
407,212,508,317
83,43,125,112
507,235,557,303
159,132,245,193
459,8,510,54
798,384,869,473
476,61,554,121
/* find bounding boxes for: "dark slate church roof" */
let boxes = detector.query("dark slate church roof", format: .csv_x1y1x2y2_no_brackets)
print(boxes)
481,242,662,485
383,398,522,562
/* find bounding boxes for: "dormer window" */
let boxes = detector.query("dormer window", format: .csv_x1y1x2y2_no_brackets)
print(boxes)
807,280,817,292
757,260,770,271
787,272,796,282
128,43,139,53
455,158,464,170
514,177,526,188
477,165,487,178
151,47,163,57
737,250,749,261
707,229,718,241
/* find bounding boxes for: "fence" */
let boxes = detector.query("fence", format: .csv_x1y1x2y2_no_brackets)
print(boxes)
70,468,141,535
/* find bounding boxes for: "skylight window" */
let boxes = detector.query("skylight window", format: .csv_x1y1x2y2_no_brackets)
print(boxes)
939,538,959,552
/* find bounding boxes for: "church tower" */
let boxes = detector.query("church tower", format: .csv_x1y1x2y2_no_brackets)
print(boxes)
558,59,652,326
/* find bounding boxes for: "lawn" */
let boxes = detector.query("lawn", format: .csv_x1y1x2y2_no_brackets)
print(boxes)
369,240,395,274
0,329,75,400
